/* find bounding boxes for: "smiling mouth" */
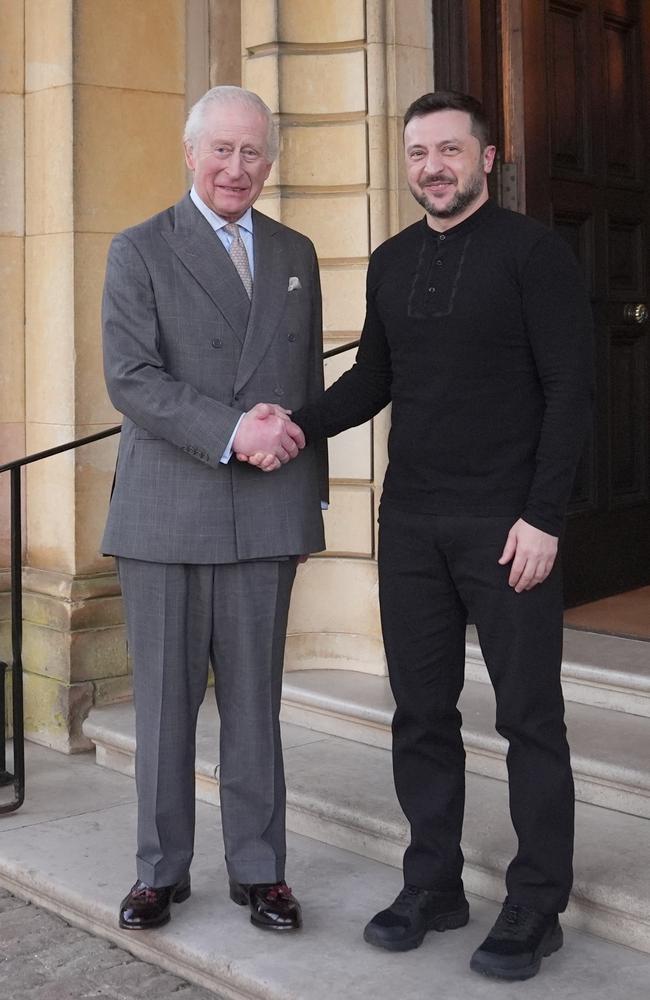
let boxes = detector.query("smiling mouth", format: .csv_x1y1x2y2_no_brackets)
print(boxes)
424,179,455,192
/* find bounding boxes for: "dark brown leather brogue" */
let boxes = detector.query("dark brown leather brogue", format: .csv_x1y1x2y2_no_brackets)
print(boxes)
229,879,302,931
119,876,191,930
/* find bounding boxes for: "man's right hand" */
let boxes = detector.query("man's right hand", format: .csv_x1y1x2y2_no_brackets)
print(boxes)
233,403,305,472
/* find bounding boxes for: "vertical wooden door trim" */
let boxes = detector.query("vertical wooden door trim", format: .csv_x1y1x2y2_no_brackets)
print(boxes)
499,0,527,213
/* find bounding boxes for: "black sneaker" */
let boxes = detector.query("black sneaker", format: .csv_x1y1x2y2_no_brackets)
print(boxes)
470,901,563,980
363,884,469,952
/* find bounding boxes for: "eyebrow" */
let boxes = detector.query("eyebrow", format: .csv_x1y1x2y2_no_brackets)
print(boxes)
405,136,465,152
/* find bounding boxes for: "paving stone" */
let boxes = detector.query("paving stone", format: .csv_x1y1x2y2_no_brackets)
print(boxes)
0,891,225,1000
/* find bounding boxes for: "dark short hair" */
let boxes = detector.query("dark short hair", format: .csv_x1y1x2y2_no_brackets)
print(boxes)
403,91,491,149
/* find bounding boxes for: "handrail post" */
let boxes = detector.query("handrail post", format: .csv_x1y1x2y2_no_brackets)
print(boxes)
0,468,25,811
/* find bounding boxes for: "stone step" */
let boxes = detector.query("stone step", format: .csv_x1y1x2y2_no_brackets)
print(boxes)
280,669,650,819
83,701,650,954
466,626,650,717
3,743,650,1000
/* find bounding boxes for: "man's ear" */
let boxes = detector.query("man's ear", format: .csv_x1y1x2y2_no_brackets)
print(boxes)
483,145,497,175
184,141,196,172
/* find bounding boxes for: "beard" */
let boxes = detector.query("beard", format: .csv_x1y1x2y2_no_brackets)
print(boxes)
410,168,485,220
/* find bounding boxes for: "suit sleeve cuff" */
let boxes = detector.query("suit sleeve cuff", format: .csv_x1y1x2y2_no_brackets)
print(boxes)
220,413,246,464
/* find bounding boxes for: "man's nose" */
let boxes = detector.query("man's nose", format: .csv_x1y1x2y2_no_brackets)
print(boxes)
424,150,445,174
224,151,244,175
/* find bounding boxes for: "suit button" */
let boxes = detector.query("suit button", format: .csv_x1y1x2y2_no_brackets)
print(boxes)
287,333,296,342
233,394,241,403
211,338,222,349
273,386,284,397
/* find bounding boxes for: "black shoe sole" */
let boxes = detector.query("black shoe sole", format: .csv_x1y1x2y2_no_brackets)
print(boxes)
469,924,563,981
250,914,302,931
118,881,191,930
363,902,470,952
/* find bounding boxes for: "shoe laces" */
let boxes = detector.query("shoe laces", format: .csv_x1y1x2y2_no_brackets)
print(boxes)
493,902,543,940
391,884,422,912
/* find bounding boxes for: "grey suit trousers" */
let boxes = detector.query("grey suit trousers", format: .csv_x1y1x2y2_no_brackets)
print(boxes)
117,556,297,887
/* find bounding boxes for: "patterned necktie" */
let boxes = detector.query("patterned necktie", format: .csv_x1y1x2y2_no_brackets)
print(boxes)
224,223,253,299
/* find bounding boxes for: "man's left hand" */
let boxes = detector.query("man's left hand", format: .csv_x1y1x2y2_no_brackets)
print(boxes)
498,519,559,593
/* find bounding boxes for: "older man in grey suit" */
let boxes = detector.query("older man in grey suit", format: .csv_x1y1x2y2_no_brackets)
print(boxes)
101,86,327,933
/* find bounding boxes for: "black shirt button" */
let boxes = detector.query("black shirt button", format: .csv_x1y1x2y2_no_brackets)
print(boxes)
435,258,443,266
211,338,222,349
288,333,296,342
428,287,436,293
439,234,446,241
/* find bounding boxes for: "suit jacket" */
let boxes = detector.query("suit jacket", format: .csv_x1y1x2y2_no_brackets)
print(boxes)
101,194,327,564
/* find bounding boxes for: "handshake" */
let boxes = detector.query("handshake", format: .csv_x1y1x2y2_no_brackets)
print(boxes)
233,402,306,472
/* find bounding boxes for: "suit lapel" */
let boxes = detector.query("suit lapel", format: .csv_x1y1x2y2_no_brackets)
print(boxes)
161,195,250,343
234,210,287,394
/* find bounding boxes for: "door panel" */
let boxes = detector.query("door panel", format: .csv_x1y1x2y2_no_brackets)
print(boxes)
522,0,650,605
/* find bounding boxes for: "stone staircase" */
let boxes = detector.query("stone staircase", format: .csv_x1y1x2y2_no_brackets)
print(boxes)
83,625,650,956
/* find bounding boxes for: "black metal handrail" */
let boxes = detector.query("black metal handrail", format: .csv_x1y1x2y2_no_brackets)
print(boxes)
0,339,359,813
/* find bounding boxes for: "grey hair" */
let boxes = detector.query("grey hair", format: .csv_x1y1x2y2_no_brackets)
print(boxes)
183,85,279,162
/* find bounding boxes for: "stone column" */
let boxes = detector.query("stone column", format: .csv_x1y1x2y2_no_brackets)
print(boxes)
21,0,187,750
240,0,433,676
0,0,25,721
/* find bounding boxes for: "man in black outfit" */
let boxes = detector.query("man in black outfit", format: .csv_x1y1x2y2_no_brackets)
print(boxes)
243,92,594,981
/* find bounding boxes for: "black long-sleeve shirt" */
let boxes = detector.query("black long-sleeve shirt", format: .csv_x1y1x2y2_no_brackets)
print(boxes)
295,200,594,536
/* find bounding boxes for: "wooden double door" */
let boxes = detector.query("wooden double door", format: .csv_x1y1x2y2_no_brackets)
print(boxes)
434,0,650,605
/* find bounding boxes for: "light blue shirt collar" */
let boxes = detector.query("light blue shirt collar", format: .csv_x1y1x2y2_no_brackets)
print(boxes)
190,186,253,236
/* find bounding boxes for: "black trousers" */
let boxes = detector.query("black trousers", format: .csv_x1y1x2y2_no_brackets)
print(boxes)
378,502,574,914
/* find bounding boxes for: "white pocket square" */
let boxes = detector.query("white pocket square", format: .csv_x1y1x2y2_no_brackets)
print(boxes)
288,276,302,292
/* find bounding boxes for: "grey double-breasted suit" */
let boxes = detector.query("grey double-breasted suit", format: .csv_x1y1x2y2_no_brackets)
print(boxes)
101,193,327,886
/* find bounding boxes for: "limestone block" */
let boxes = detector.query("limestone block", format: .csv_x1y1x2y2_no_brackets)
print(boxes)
284,630,385,675
0,424,24,566
24,422,76,573
22,585,124,632
74,232,118,425
399,186,424,230
25,87,73,235
393,0,433,49
25,234,74,424
256,190,281,220
74,0,185,93
278,0,365,43
328,424,373,481
287,556,380,637
23,672,94,751
320,266,366,331
281,193,369,260
241,0,277,50
323,485,374,556
25,0,73,92
0,237,25,421
70,623,129,683
0,0,25,93
279,122,367,187
74,86,186,234
394,44,433,113
22,616,128,684
73,427,120,575
279,52,366,116
0,94,25,236
322,348,374,481
366,43,388,118
93,670,133,707
242,53,279,113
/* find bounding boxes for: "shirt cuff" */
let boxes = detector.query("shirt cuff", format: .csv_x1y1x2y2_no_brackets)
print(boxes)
220,413,246,464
